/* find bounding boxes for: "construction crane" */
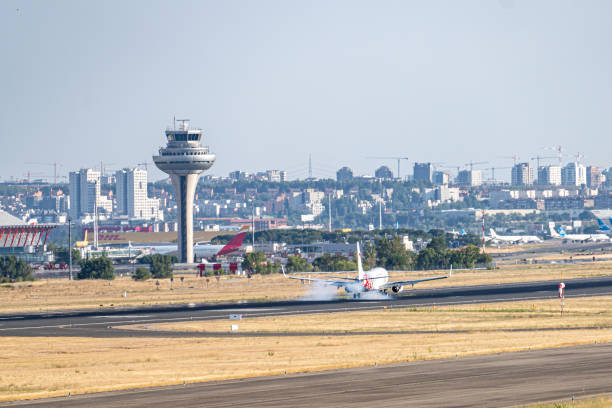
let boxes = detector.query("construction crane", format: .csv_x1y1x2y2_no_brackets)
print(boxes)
366,156,409,179
483,166,512,183
464,161,488,171
498,155,521,165
544,145,564,166
25,162,63,184
574,152,584,164
137,161,153,171
530,155,556,169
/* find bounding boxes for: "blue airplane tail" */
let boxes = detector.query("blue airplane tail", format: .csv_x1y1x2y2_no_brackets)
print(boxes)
558,226,567,236
460,228,466,235
598,218,612,231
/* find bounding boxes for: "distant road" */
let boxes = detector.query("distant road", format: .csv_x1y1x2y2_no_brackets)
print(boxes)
1,276,612,338
3,343,611,407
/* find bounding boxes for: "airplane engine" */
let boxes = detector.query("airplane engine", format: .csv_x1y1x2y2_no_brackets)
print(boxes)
391,285,404,293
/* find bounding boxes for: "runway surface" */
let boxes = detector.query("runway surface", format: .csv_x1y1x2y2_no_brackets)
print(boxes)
3,343,611,407
1,275,612,337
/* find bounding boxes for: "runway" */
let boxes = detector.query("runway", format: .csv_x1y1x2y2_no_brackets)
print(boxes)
1,275,612,337
3,343,611,407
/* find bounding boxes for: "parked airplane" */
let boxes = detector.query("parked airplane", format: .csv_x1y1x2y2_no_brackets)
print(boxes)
282,242,448,298
130,227,250,259
549,225,610,242
488,229,542,244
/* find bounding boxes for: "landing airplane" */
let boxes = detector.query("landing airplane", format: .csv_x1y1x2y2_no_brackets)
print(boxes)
488,229,542,244
130,227,249,259
282,242,448,298
549,225,610,242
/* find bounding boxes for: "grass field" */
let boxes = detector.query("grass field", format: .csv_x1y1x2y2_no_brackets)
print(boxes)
2,261,612,314
523,395,612,407
1,296,612,402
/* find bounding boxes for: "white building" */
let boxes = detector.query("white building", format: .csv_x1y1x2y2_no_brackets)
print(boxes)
69,168,112,218
538,165,561,186
456,170,482,187
562,162,587,186
115,168,161,220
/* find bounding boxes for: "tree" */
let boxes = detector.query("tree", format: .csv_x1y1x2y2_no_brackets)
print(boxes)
242,251,267,273
54,247,81,264
0,255,35,283
132,267,151,281
363,242,377,270
286,255,312,272
78,257,114,280
150,254,173,279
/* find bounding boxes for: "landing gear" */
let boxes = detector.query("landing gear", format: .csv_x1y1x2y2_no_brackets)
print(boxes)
353,293,361,299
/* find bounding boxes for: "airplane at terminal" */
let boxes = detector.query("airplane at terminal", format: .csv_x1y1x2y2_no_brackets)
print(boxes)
549,225,610,242
130,227,249,259
282,243,448,298
488,229,542,244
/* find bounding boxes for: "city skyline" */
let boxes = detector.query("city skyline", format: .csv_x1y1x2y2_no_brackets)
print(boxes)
2,1,612,181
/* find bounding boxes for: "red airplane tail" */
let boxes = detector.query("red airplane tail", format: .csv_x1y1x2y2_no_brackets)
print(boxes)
216,229,248,256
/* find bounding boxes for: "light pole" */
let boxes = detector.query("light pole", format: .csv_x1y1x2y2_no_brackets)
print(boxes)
68,217,73,280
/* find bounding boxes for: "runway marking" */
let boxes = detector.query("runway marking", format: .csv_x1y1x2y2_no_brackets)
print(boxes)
91,315,152,319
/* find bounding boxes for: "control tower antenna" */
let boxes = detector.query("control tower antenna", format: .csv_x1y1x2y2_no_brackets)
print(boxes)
153,120,216,263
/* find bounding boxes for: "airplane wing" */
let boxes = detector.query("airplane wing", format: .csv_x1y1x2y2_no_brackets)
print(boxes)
380,275,448,290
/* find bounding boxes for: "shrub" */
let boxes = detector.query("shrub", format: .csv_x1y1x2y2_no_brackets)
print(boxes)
78,257,115,280
0,255,35,283
132,267,151,281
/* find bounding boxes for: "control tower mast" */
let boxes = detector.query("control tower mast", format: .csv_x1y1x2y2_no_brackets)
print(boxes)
153,119,216,263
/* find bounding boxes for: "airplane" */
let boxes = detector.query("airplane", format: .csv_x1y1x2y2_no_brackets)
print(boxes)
129,226,250,259
549,225,610,242
488,228,542,244
282,242,448,298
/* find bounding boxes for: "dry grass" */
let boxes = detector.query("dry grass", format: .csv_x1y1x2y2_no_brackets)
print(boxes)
140,295,612,334
2,297,612,401
523,395,612,407
2,261,612,314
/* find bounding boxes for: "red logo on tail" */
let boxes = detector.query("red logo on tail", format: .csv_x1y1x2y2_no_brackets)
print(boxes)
217,231,248,256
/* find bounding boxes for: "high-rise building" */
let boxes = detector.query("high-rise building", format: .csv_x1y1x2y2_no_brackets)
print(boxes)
586,166,602,189
562,162,587,186
336,166,353,182
265,169,286,183
413,162,433,183
538,165,561,186
115,168,160,220
153,120,216,263
69,168,109,219
456,170,482,187
433,171,450,185
511,162,534,186
375,165,393,179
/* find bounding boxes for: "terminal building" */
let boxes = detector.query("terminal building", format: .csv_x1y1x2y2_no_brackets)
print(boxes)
0,210,55,263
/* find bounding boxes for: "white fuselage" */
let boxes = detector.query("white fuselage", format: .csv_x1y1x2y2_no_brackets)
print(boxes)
356,267,389,292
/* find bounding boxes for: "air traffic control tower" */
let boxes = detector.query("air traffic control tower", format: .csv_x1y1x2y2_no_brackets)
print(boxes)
153,119,216,263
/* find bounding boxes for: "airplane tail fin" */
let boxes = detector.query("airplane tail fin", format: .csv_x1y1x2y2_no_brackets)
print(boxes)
84,230,88,241
356,242,364,280
549,225,559,237
597,218,611,231
558,226,566,236
216,230,248,256
489,228,497,237
460,228,466,235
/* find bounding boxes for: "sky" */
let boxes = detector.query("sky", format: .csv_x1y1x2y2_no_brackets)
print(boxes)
1,0,611,182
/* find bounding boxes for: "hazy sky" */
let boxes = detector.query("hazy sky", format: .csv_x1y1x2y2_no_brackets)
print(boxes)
1,0,611,182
